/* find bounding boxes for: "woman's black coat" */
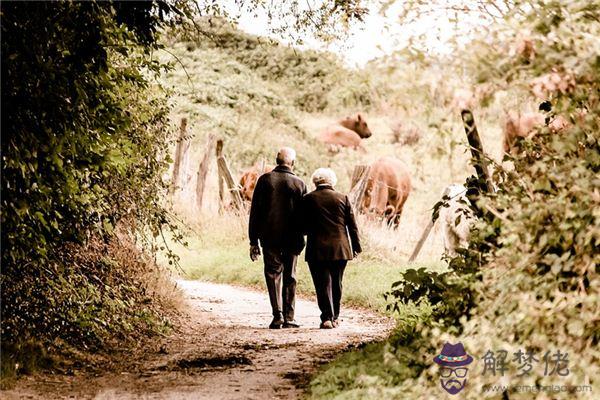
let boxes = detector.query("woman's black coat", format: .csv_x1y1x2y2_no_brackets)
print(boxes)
301,185,362,263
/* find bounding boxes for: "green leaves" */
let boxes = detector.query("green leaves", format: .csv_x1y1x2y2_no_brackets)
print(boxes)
1,1,179,357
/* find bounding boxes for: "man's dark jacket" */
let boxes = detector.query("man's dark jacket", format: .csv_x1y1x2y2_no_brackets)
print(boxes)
301,185,362,263
248,165,306,254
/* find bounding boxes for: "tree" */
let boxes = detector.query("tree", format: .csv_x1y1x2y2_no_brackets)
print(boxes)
1,0,180,356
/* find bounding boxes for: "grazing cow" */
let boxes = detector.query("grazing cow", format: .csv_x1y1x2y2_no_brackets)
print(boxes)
362,157,411,226
503,111,570,153
319,113,372,151
239,163,274,201
438,184,475,256
503,111,545,153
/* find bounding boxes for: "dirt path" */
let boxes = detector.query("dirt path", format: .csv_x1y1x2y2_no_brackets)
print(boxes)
4,280,393,399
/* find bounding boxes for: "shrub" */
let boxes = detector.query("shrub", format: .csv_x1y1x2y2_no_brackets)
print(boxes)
1,1,185,379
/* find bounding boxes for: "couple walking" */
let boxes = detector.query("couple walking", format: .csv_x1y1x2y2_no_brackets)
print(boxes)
248,147,362,329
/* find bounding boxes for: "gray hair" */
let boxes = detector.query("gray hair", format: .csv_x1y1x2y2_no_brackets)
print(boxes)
276,147,296,166
312,168,337,187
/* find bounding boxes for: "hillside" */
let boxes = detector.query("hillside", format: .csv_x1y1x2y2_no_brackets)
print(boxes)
160,17,506,213
159,19,378,180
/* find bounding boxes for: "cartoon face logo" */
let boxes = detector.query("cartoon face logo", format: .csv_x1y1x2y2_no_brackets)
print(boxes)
434,342,473,395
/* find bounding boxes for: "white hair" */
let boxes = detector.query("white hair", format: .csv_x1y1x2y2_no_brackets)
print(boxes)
312,168,337,187
276,147,296,166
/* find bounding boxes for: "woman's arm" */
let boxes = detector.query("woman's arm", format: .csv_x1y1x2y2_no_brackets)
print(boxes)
344,195,362,254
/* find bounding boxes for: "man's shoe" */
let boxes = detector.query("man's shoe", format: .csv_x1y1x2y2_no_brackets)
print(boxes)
269,316,284,329
319,320,334,329
332,319,340,328
283,320,300,328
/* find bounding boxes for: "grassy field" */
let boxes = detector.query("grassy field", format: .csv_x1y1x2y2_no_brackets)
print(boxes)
162,212,445,312
155,18,512,399
156,18,507,317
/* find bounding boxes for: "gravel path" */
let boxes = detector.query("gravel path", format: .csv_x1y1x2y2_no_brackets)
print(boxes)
3,280,392,399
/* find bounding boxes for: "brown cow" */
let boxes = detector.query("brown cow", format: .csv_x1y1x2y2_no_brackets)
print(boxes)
319,113,372,151
239,163,274,201
503,111,570,153
503,111,545,153
362,157,411,226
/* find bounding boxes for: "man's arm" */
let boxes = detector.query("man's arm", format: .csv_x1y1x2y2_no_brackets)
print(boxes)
294,180,308,230
296,192,308,235
248,176,267,246
344,195,362,254
300,180,307,196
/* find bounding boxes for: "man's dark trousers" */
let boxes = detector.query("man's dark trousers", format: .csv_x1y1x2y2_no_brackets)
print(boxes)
263,247,297,321
308,260,347,322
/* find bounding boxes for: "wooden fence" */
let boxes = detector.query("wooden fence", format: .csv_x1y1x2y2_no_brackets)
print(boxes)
348,164,371,211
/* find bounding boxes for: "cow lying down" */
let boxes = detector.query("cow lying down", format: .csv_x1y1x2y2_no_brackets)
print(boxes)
319,113,372,152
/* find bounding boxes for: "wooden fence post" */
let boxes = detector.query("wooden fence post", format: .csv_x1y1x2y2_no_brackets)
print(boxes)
217,156,243,210
195,134,215,212
171,117,190,194
348,165,370,212
216,139,225,211
408,187,451,263
461,109,494,193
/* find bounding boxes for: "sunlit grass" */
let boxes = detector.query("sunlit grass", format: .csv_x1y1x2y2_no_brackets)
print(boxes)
160,212,445,312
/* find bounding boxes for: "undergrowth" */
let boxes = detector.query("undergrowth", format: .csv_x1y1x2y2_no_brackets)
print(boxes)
1,233,182,387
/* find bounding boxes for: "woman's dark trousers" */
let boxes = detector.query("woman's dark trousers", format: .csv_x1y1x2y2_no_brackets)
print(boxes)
308,260,347,322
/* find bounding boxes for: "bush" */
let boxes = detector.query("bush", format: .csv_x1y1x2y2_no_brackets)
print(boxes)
169,18,377,113
310,3,599,398
1,1,184,379
391,2,600,398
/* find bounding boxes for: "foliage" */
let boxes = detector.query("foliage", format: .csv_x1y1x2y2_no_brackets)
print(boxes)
310,1,599,398
1,1,185,379
191,0,369,44
385,262,479,328
169,17,376,113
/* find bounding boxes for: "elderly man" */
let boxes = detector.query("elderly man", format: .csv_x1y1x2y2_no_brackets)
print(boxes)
301,168,361,329
249,147,307,329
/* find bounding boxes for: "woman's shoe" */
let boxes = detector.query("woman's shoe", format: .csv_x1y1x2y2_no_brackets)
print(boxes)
320,320,334,329
283,320,300,328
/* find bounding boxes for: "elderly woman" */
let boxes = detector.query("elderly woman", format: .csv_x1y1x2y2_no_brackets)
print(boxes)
301,168,362,329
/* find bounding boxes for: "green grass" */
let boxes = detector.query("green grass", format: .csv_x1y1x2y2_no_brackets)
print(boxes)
162,213,444,313
305,294,437,399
